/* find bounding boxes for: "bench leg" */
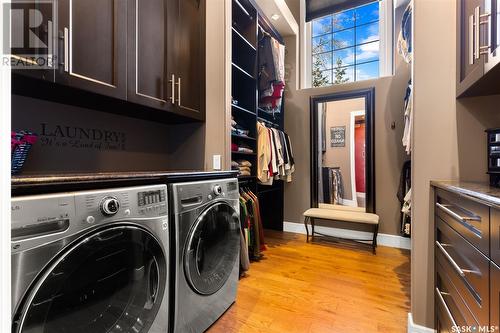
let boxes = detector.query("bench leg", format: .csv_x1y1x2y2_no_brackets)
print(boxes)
304,216,310,242
311,218,315,241
372,224,379,254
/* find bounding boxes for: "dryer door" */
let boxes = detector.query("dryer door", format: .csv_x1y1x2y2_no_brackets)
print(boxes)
184,202,240,295
13,225,166,333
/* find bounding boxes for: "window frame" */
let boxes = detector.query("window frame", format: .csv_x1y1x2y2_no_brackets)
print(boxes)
301,0,393,89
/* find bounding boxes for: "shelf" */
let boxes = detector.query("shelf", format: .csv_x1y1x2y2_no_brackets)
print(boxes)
232,27,256,51
232,103,255,115
232,151,257,156
232,63,255,80
232,133,256,141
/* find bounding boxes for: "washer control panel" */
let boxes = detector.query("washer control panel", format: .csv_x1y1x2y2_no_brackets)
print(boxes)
75,185,168,225
138,189,167,215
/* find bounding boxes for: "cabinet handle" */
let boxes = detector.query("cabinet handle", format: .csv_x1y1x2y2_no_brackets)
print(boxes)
64,27,69,72
435,202,481,223
472,6,492,62
176,77,181,106
435,287,458,329
435,241,466,277
475,6,480,61
169,74,175,104
469,13,474,65
47,20,53,68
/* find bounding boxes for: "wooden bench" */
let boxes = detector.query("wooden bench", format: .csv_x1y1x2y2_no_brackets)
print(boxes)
303,204,380,253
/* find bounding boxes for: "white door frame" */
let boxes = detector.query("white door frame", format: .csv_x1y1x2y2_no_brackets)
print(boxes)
349,110,365,207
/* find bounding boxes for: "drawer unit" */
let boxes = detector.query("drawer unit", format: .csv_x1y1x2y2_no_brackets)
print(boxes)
436,217,490,324
492,209,500,266
436,260,480,330
492,262,500,329
436,189,490,256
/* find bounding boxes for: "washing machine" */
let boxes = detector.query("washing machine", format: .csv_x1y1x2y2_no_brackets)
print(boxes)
11,184,170,333
170,178,240,333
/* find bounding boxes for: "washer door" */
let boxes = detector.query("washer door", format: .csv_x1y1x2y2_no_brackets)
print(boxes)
14,225,166,333
184,202,240,295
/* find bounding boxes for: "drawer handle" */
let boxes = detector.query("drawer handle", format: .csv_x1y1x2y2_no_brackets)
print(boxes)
435,287,458,329
435,241,480,277
436,241,466,277
436,203,481,223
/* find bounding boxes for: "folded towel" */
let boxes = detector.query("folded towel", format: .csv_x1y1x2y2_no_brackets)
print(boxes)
237,160,252,167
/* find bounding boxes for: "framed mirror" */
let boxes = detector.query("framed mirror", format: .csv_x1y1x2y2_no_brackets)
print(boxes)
310,88,375,213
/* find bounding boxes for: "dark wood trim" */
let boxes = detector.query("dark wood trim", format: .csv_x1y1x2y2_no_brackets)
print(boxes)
309,87,376,213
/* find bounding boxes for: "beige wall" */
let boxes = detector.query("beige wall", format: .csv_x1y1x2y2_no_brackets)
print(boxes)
411,1,500,328
203,0,231,171
322,98,366,201
283,35,411,236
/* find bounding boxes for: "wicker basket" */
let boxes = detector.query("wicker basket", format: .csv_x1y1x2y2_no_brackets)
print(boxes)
11,131,37,175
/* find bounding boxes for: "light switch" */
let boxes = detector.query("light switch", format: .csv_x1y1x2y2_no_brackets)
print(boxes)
213,155,221,170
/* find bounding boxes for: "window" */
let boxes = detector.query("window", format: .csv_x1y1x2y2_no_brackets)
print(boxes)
310,2,383,87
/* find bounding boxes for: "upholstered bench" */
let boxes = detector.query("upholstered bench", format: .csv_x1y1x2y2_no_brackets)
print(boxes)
303,205,380,253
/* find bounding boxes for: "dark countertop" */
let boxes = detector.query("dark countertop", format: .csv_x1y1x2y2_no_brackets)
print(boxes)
12,170,239,196
431,180,500,207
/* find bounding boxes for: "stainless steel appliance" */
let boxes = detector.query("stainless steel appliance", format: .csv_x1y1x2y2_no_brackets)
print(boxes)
170,179,240,333
11,185,170,333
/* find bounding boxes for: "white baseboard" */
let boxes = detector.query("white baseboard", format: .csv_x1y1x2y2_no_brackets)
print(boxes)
407,313,435,333
283,221,411,250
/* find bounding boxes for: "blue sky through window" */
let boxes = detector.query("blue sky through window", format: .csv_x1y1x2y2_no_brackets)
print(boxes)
311,1,380,87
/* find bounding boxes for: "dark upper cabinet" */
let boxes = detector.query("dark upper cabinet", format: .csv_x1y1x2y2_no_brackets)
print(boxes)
10,0,55,81
11,0,205,121
126,0,205,120
457,0,500,97
56,0,127,99
127,0,176,111
173,0,206,120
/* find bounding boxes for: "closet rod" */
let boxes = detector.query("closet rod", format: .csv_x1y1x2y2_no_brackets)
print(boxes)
258,117,280,128
258,24,284,45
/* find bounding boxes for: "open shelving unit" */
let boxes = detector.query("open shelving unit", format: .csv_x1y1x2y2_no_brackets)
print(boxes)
231,0,285,231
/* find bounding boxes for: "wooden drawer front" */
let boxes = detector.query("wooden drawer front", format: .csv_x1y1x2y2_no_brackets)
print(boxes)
436,189,490,256
492,262,500,329
436,217,490,324
436,260,480,330
492,209,500,266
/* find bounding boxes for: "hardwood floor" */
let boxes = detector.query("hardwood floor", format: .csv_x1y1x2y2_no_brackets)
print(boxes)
208,230,411,333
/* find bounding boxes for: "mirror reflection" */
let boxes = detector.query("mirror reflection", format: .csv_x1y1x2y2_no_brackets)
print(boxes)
317,97,366,211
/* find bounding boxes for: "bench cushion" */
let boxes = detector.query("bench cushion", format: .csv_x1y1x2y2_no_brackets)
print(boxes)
303,208,379,225
318,203,366,213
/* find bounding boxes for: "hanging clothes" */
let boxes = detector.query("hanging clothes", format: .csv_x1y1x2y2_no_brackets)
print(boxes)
397,3,412,64
258,33,285,113
239,188,266,262
322,167,344,205
257,121,295,185
257,122,272,185
398,160,412,237
402,79,413,155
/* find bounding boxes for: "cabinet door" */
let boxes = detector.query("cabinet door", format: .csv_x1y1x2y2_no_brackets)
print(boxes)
486,0,500,71
174,0,205,120
10,0,55,81
457,0,486,97
127,0,176,111
56,0,127,99
492,262,500,329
